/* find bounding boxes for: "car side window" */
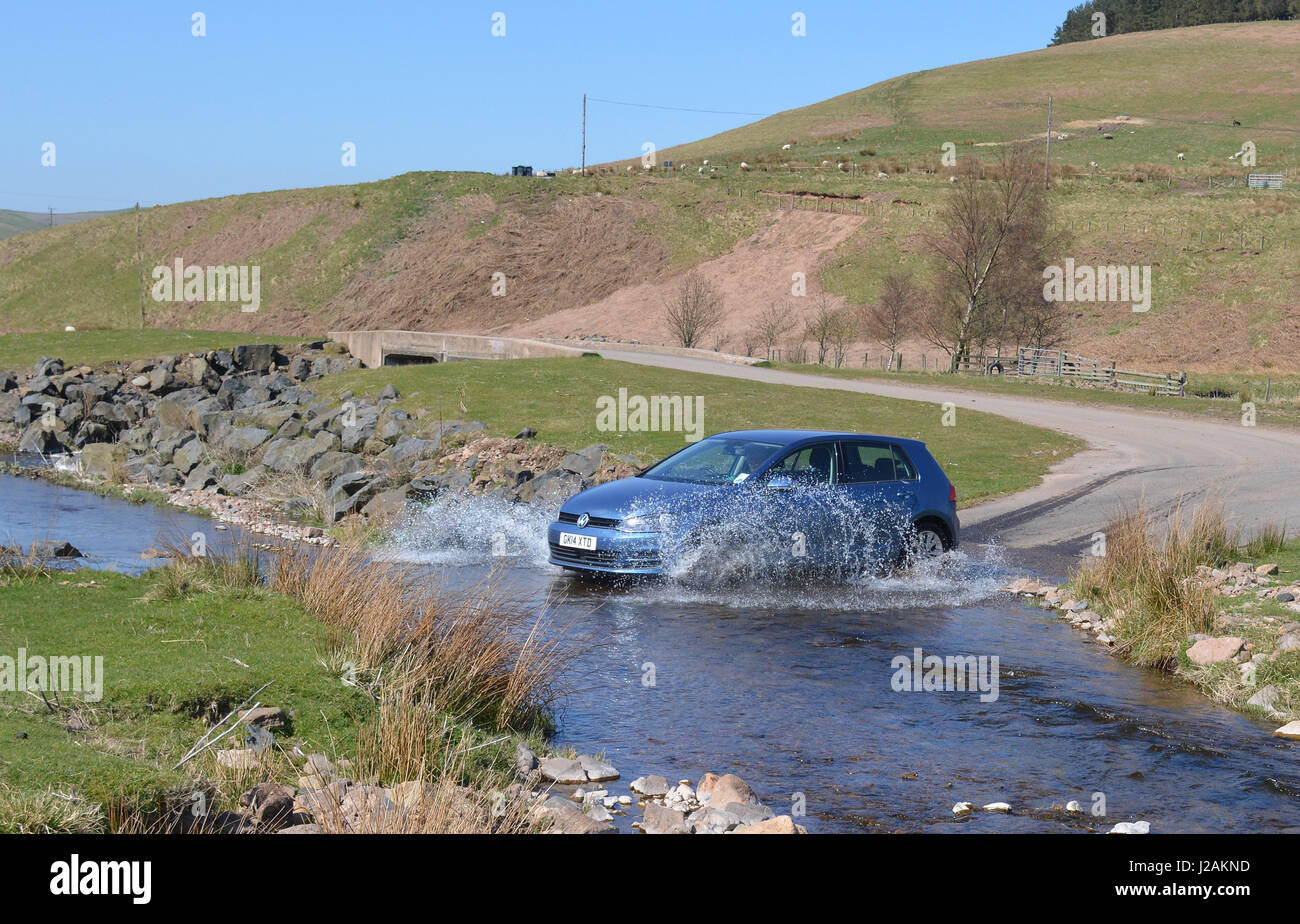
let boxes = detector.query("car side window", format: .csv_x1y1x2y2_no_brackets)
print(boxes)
892,445,919,480
768,442,836,485
839,441,896,483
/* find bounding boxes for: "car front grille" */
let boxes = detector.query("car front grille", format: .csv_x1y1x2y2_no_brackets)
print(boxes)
558,511,621,529
548,542,660,569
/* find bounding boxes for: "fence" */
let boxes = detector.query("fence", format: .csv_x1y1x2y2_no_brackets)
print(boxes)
1017,347,1184,396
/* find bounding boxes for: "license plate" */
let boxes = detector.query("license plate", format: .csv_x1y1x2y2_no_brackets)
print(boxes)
559,532,596,551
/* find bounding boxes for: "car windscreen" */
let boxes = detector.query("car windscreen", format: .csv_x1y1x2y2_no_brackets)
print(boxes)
640,437,784,485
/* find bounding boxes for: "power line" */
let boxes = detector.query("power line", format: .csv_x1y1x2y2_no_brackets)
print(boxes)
585,96,775,118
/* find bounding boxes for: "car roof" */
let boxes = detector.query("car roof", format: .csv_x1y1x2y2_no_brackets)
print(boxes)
709,429,927,449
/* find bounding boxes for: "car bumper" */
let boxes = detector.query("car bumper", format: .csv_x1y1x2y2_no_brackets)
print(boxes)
546,522,664,575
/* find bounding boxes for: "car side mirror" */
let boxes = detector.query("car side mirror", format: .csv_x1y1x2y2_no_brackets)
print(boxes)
766,475,795,491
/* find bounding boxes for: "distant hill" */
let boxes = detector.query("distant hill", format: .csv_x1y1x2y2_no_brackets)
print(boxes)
0,22,1295,373
0,207,128,241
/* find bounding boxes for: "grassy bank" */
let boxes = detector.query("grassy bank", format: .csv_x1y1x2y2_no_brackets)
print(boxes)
771,363,1300,430
313,355,1082,507
0,330,305,370
0,546,560,832
1064,504,1300,725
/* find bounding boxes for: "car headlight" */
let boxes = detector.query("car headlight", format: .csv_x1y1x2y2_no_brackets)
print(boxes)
617,512,672,533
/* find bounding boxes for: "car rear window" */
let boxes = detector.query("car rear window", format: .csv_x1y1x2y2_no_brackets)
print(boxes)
892,445,919,480
840,441,895,483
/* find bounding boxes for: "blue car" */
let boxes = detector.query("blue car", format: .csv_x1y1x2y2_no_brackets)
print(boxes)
546,429,959,577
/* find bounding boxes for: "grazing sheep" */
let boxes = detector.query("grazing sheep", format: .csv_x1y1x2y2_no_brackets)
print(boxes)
949,175,958,183
1176,152,1185,160
1088,161,1099,168
627,165,634,171
698,166,704,174
740,162,750,170
876,171,889,179
702,159,709,166
782,143,792,150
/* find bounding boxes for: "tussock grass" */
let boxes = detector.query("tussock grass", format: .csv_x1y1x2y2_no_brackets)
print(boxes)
0,783,105,834
1244,520,1288,561
1072,499,1234,667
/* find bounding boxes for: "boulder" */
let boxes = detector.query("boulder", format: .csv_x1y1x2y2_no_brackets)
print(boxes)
558,444,608,478
361,485,410,521
641,802,689,834
221,427,271,454
1274,721,1300,740
241,782,296,828
31,540,82,559
1186,636,1245,665
233,344,276,374
262,431,340,473
80,442,126,479
733,815,806,834
538,756,587,785
577,754,619,782
702,773,759,807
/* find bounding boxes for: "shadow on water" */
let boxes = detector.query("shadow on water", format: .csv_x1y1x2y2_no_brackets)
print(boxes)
4,471,1299,832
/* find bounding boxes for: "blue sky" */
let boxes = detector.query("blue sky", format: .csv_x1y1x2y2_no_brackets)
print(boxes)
3,1,1066,212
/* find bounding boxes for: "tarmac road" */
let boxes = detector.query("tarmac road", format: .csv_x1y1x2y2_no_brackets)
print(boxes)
596,348,1300,573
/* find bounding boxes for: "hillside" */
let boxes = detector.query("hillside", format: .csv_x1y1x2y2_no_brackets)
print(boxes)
0,22,1296,373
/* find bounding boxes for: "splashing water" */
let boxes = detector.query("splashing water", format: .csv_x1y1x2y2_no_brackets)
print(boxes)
380,490,1008,612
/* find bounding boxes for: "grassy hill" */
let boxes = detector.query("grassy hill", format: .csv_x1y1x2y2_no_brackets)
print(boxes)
0,22,1295,373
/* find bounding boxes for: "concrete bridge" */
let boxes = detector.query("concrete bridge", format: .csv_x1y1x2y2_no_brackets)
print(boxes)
326,330,590,368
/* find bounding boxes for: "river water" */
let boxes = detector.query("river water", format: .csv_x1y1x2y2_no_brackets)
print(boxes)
3,468,1298,833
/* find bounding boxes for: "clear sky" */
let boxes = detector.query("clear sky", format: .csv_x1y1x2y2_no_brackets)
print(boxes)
3,1,1066,212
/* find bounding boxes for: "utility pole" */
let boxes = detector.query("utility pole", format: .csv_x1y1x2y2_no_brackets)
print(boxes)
48,207,53,227
581,93,587,177
1045,96,1053,189
136,202,145,327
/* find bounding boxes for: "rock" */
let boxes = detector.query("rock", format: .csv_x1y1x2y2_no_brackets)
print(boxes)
630,775,670,798
640,802,689,834
215,748,261,769
80,442,126,479
558,444,607,478
277,824,323,834
241,782,296,828
377,384,399,401
727,802,774,826
515,742,538,778
1185,635,1245,665
1276,634,1300,653
983,802,1011,813
702,773,758,807
1064,800,1083,813
687,805,741,834
304,753,336,777
1247,685,1279,713
183,462,220,491
1108,821,1151,834
361,485,410,521
532,795,615,834
262,431,339,472
1273,721,1300,740
1256,563,1280,576
515,427,538,439
221,426,271,453
696,772,721,800
1277,592,1295,603
243,706,286,728
172,438,204,474
952,801,975,816
309,450,361,482
233,344,276,374
30,540,81,559
538,756,587,785
382,437,439,465
577,754,619,782
732,814,806,834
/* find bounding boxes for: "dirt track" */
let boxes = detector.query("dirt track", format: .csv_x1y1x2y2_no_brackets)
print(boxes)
596,347,1300,573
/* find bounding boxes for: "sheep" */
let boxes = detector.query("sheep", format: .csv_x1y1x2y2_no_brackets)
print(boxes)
740,162,750,170
627,165,634,171
949,175,958,183
702,159,709,166
836,162,843,169
876,171,889,179
1088,161,1099,168
782,143,792,150
821,160,830,167
698,166,704,174
1176,152,1185,160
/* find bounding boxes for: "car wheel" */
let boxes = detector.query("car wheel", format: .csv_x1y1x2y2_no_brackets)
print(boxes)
906,522,948,559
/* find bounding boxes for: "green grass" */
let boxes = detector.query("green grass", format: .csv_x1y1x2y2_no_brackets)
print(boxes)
767,362,1300,429
0,565,373,823
312,355,1082,507
0,329,305,370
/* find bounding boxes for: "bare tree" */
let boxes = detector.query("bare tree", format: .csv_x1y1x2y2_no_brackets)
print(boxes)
861,271,918,370
664,273,724,349
751,299,797,361
828,309,856,368
803,295,838,364
925,144,1055,371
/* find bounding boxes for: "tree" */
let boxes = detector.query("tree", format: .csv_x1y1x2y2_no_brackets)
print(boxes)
861,271,918,370
751,299,797,361
803,295,839,364
664,273,724,349
924,144,1056,371
827,309,856,368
